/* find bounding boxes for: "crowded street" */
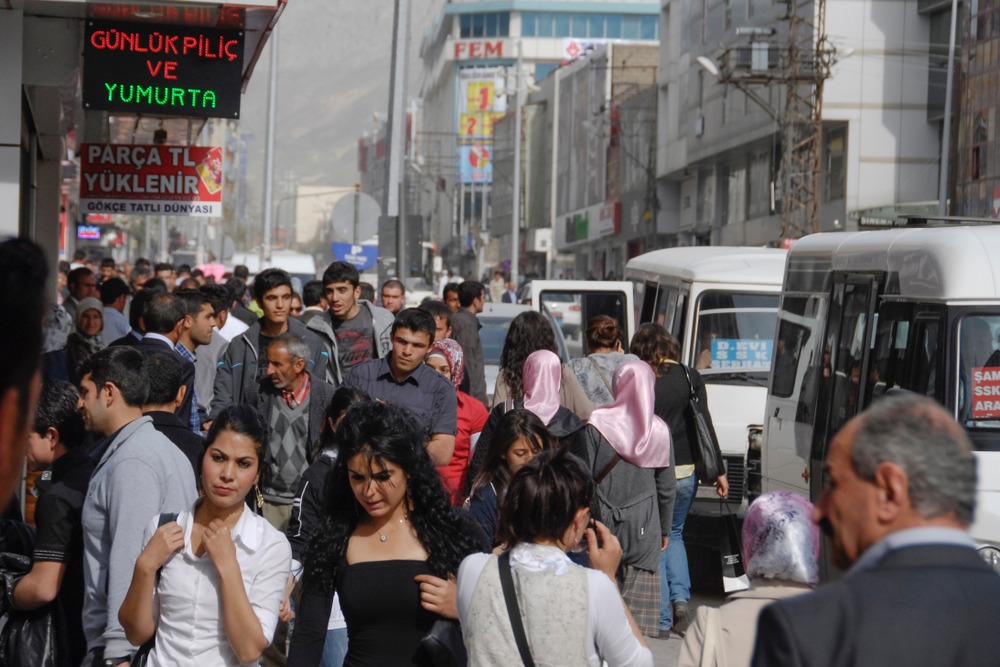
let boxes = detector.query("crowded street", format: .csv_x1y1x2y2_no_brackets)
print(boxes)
3,0,1000,666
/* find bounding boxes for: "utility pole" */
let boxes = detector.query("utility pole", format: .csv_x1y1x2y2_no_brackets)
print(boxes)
143,215,150,258
938,0,959,217
159,215,167,262
382,0,411,282
261,24,279,267
698,0,835,238
510,40,523,287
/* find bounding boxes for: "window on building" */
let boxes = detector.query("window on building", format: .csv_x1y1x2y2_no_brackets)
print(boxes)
623,15,641,39
589,14,605,37
640,15,658,39
460,12,510,38
725,0,733,30
748,0,755,19
722,85,728,124
572,13,588,37
555,13,571,37
824,126,847,201
538,12,554,36
522,12,537,36
607,14,622,37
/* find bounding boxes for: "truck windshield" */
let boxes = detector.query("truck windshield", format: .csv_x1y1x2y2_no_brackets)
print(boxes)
693,291,779,382
959,314,1000,428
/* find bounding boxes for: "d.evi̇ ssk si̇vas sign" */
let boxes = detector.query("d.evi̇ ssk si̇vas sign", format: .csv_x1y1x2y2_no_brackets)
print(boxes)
83,20,244,118
80,143,223,217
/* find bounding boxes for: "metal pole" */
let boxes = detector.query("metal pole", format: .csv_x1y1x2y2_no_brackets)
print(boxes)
353,191,360,243
383,0,411,280
261,24,279,266
511,40,523,287
159,215,167,262
938,0,959,217
144,215,151,258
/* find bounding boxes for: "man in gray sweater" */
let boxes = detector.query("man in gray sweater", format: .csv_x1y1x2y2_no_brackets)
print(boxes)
76,347,197,667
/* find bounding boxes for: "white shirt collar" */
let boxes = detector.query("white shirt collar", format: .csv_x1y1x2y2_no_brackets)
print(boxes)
181,500,261,559
144,332,175,347
509,543,572,576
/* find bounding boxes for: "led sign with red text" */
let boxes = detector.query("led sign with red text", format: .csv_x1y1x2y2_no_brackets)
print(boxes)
83,20,244,119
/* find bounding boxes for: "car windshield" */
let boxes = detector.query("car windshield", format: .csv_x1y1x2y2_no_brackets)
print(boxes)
959,314,1000,427
693,291,779,379
480,313,567,365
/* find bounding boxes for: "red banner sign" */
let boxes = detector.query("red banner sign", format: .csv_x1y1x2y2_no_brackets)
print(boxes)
80,143,222,217
972,367,1000,419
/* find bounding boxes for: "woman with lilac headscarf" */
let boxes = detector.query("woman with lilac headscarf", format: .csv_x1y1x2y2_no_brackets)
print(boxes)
677,491,819,667
466,350,589,493
571,360,677,638
424,339,489,505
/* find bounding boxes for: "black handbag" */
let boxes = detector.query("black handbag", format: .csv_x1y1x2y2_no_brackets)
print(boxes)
129,513,178,667
679,365,724,483
420,618,468,667
497,551,535,667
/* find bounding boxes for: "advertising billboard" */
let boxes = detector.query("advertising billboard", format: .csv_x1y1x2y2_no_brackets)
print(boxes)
458,67,507,183
83,20,244,118
80,143,223,217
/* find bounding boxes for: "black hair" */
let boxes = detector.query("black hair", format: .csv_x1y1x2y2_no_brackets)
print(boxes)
199,284,231,316
313,386,371,459
253,268,292,302
177,264,192,275
130,267,152,284
73,249,86,261
322,261,360,288
302,280,324,308
204,404,272,495
58,261,71,275
391,308,436,340
143,293,186,335
135,258,151,269
443,282,460,299
419,300,451,329
0,238,47,418
100,257,116,268
498,448,594,549
470,409,558,499
359,283,376,302
458,281,485,308
142,277,168,293
227,277,247,305
142,350,182,406
153,262,174,274
77,346,149,407
191,268,204,278
67,267,93,289
175,289,210,318
33,381,86,449
497,311,558,399
233,265,250,280
631,322,682,376
304,401,485,593
178,278,200,292
381,279,405,294
98,277,130,305
128,288,156,330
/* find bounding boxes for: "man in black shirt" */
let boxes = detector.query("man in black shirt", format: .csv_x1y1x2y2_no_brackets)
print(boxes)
15,381,94,666
141,351,203,476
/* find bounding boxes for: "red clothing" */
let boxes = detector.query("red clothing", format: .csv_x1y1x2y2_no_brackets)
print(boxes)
438,390,488,506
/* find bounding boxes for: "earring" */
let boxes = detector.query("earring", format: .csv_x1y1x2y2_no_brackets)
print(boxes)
254,484,264,508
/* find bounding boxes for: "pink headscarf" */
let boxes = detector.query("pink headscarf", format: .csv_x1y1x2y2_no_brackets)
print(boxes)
586,360,672,468
522,350,562,424
428,339,464,390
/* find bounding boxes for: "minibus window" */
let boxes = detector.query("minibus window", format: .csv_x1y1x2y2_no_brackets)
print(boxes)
827,283,873,433
958,315,1000,427
693,291,779,381
539,290,628,360
769,295,825,423
863,309,911,409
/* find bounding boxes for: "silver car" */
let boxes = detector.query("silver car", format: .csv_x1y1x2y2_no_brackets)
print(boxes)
479,302,569,402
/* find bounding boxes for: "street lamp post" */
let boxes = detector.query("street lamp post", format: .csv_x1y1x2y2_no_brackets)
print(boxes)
261,24,279,267
511,40,523,287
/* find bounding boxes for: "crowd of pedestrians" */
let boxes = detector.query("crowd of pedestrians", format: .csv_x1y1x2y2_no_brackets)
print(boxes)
0,239,998,667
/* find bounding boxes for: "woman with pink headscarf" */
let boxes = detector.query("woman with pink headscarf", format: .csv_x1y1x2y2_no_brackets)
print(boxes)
425,339,489,505
466,350,589,493
571,359,677,639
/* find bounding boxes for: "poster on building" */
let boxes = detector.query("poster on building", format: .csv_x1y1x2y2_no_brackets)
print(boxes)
460,144,493,183
556,52,607,216
80,143,223,216
458,68,507,183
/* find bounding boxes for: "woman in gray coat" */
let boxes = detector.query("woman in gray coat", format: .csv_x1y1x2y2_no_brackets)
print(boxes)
571,360,676,637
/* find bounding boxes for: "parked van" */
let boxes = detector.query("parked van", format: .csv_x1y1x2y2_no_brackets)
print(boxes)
626,247,788,516
762,225,1000,571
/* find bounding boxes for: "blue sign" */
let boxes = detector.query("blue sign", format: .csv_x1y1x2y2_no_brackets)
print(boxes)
710,339,773,369
332,242,378,271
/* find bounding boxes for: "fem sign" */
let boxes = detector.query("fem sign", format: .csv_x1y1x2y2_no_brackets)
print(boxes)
80,143,223,217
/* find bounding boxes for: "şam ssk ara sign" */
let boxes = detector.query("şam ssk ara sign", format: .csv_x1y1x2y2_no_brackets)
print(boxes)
83,20,244,119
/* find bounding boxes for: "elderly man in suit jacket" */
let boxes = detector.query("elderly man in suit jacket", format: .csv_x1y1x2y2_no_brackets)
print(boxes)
134,292,197,433
752,393,1000,667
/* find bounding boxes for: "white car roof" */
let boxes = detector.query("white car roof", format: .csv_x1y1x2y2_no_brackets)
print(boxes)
786,226,1000,300
481,303,531,317
626,247,787,285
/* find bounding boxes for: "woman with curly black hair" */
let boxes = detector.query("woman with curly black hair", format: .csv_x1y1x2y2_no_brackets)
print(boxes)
287,400,490,667
492,310,595,420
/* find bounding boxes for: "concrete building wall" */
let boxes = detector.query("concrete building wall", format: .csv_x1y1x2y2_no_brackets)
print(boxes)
0,10,23,238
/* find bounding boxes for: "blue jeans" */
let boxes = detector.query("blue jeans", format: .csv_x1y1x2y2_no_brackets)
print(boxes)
659,473,698,630
320,628,349,667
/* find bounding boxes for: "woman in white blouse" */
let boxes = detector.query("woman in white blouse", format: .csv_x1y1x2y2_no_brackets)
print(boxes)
457,448,653,667
119,405,292,667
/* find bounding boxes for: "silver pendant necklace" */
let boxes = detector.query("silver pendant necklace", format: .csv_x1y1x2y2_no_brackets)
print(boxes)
377,518,405,543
